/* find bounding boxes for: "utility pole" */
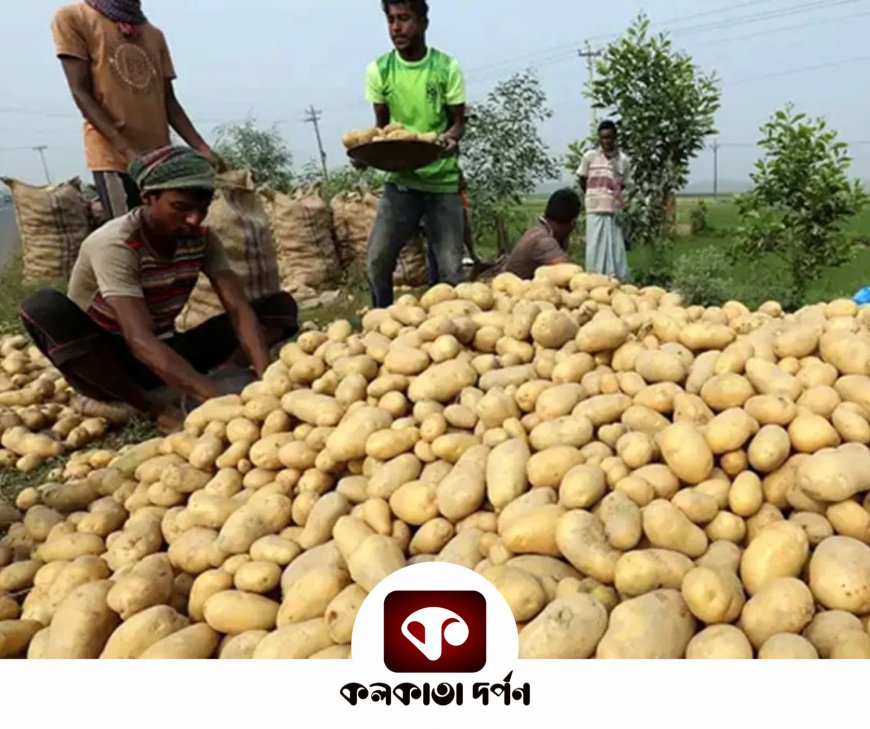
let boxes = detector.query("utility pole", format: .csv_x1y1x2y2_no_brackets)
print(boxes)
303,106,329,181
33,145,52,185
712,140,721,199
578,41,603,136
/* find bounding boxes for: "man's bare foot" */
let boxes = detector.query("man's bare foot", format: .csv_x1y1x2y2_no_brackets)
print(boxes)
71,395,135,426
155,406,185,435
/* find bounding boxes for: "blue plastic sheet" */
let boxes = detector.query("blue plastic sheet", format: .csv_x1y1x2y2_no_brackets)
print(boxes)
854,287,870,305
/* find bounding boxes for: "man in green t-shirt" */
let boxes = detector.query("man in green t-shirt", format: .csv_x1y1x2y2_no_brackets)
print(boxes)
364,0,467,307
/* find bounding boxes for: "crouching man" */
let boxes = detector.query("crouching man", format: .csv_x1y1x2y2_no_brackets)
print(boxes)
20,146,297,433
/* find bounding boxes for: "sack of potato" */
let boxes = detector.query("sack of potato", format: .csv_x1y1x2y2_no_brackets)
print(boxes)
3,266,870,659
342,123,438,150
0,334,124,476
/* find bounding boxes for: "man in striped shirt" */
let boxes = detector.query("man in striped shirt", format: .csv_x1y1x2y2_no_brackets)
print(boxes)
20,147,297,433
578,120,631,280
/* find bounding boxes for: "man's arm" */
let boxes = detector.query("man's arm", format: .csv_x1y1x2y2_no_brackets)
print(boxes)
443,104,466,143
579,177,588,194
209,269,271,378
373,103,390,128
59,57,138,163
107,296,223,402
165,80,220,167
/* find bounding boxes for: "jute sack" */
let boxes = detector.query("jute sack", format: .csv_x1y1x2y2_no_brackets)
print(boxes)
331,188,429,287
2,177,90,282
266,186,339,290
176,170,280,332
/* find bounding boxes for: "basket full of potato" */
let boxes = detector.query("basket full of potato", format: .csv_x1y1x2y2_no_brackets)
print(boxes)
343,124,442,173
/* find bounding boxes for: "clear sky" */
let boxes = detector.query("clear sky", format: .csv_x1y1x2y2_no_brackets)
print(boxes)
2,0,870,191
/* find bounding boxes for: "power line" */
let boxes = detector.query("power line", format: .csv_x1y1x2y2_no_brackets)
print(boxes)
462,0,791,79
726,53,870,85
463,0,861,85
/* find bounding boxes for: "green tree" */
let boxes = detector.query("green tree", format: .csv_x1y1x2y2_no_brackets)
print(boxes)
463,72,560,257
734,105,867,310
214,118,293,192
582,14,720,250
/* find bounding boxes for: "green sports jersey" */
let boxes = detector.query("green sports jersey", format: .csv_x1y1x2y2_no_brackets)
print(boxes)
365,47,465,193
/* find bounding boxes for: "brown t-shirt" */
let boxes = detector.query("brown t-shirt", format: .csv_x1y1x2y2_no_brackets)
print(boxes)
52,3,176,173
497,222,568,280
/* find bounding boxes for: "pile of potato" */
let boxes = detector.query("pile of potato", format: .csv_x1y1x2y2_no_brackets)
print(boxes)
0,334,121,474
2,265,870,660
342,123,439,149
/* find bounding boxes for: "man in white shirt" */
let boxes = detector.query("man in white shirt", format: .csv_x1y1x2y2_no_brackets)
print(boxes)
578,120,631,280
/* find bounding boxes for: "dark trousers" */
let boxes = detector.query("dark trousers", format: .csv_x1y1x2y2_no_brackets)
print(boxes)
367,184,464,308
20,289,298,403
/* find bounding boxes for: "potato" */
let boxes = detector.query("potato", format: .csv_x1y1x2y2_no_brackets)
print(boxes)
216,494,292,555
829,631,870,659
407,360,477,403
747,425,791,473
560,464,607,509
347,535,405,592
36,533,104,562
797,445,870,502
656,423,713,484
101,605,189,659
281,391,343,427
501,505,565,557
728,472,763,517
0,595,20,621
802,610,865,658
556,511,621,584
410,519,455,556
739,578,815,649
480,565,546,622
0,560,43,593
614,549,694,597
518,593,608,659
325,584,368,644
107,554,173,620
827,501,870,543
758,633,819,659
235,561,282,594
367,454,423,500
45,580,119,658
203,591,280,634
599,492,642,550
681,565,745,624
252,618,333,659
486,438,531,510
0,620,42,659
808,536,870,614
278,566,349,626
434,445,489,522
701,374,754,411
527,446,584,490
686,625,753,659
139,623,220,659
596,590,696,659
218,630,269,659
529,416,593,451
642,500,708,558
740,521,809,595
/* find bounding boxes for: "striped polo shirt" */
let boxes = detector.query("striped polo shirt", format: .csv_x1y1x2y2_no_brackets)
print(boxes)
68,208,231,336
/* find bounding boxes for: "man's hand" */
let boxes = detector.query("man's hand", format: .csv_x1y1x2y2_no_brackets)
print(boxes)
201,147,228,173
437,134,459,157
351,158,370,172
